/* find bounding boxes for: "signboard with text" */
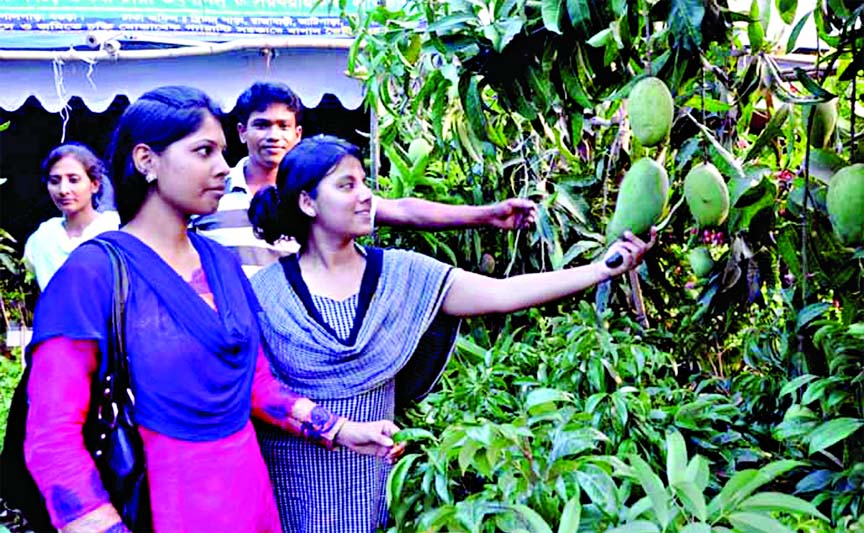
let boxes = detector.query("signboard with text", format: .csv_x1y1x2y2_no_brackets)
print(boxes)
0,0,365,37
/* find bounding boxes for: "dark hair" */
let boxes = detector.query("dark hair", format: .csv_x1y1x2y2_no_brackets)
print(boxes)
41,142,107,207
234,82,303,127
249,135,362,247
107,86,222,224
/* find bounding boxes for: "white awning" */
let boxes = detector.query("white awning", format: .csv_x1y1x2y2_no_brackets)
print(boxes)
0,33,365,112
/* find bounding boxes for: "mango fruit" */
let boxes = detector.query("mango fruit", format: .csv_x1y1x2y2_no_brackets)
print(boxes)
683,162,730,227
607,158,669,241
628,77,674,147
407,138,432,164
809,99,837,149
688,247,714,278
826,163,864,246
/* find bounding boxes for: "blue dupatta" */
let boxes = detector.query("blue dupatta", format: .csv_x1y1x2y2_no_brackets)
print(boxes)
30,231,260,441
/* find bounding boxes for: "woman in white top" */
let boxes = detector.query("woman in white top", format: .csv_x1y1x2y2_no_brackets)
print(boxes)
23,143,120,290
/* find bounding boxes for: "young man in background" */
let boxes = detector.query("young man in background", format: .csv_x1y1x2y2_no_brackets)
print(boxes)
192,82,536,276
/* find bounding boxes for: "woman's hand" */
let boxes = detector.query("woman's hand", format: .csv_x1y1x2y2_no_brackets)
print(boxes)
335,420,404,460
597,227,658,280
486,198,537,230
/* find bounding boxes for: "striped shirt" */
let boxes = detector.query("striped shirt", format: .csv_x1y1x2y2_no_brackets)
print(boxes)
258,292,393,533
190,158,299,277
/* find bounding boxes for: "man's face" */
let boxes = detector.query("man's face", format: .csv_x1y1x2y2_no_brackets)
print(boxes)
238,103,302,170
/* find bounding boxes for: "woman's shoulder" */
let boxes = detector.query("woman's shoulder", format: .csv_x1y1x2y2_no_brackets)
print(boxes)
25,217,65,243
23,217,66,258
249,259,287,292
95,210,121,227
381,247,452,271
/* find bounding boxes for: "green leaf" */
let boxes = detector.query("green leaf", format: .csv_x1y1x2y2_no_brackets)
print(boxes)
801,378,837,405
775,0,797,24
807,418,864,455
795,469,834,493
666,431,688,487
0,121,9,132
392,428,436,444
576,464,618,517
541,0,562,34
587,28,612,48
708,470,759,518
557,494,581,533
727,512,795,533
749,0,769,50
508,504,554,533
674,482,708,522
689,116,746,180
566,0,590,30
686,455,710,492
794,68,836,101
605,521,661,533
387,454,420,508
739,492,828,521
459,75,489,144
786,11,811,53
668,0,705,51
679,523,712,533
779,374,819,397
629,455,670,528
525,388,573,412
796,303,830,331
744,104,791,161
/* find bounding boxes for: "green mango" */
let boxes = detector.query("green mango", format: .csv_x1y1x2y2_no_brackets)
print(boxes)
827,163,864,246
407,138,432,164
628,77,674,147
683,162,730,227
809,99,837,150
688,247,715,278
607,158,669,242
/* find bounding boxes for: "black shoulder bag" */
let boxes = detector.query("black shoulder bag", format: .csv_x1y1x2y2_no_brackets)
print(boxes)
0,238,151,531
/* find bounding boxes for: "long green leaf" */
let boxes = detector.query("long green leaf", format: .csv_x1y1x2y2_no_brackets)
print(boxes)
605,521,661,533
779,374,819,397
576,465,618,517
727,512,795,533
557,493,581,533
674,482,708,522
387,454,420,507
739,492,828,521
629,455,670,528
525,388,573,411
775,0,797,24
744,104,790,161
807,418,864,455
786,11,812,53
509,504,554,533
541,0,562,34
666,431,688,487
566,0,591,30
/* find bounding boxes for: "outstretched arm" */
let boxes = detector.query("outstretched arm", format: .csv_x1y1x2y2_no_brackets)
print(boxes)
374,197,536,231
442,230,656,317
250,349,400,458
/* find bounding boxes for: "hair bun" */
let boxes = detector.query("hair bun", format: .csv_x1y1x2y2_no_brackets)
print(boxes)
249,185,286,244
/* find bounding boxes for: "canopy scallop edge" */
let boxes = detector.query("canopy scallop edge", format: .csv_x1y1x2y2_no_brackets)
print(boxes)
0,43,364,113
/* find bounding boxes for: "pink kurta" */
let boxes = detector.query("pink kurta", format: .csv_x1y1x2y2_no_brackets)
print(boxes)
25,337,334,532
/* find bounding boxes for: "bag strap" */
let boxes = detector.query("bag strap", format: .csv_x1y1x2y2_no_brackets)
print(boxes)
88,238,133,427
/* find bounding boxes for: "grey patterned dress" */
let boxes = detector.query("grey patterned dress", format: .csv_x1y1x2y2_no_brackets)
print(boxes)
252,248,457,533
258,294,393,533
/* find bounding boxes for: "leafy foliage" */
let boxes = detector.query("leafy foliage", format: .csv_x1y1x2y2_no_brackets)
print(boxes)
330,0,864,528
